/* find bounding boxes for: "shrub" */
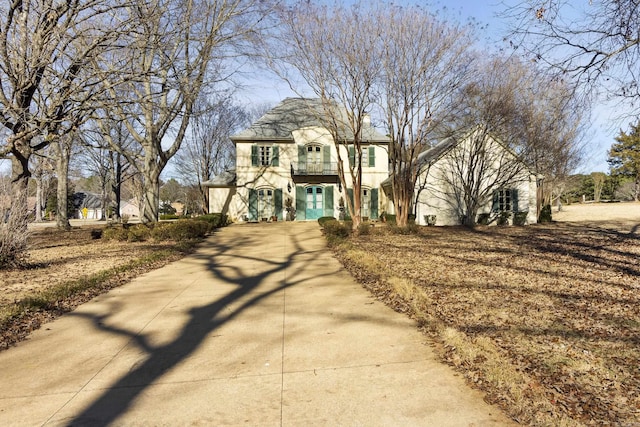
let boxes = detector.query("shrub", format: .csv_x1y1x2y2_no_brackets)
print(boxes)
423,215,436,226
477,213,491,225
318,216,337,227
384,214,397,224
194,213,230,230
104,216,227,243
0,221,29,269
513,211,528,226
149,222,174,240
322,220,352,239
497,211,511,226
357,223,372,235
102,225,130,241
538,204,552,223
163,219,209,240
388,222,420,235
160,214,180,220
126,224,151,242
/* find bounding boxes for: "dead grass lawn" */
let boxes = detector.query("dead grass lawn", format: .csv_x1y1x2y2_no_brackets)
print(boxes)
334,210,640,426
0,226,191,350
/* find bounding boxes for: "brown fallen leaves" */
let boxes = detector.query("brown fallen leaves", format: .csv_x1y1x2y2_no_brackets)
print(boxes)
333,221,640,426
0,226,191,350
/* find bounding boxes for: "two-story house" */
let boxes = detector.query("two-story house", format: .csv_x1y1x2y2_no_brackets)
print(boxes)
205,98,390,222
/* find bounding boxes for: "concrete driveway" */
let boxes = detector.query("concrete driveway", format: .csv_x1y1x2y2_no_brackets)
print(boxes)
0,222,513,426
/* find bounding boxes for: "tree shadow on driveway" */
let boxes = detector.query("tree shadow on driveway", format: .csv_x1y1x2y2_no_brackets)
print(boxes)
65,225,332,426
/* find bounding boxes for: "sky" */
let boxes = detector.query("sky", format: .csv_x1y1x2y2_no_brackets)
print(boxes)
0,1,618,178
237,0,618,174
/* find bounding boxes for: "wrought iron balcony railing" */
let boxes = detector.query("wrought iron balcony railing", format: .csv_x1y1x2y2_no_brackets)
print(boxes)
291,162,338,176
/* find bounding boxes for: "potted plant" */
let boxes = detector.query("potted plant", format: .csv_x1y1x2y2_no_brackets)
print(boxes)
338,196,346,220
285,197,295,221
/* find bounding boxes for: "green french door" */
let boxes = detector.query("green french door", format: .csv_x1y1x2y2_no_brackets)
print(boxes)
305,186,323,220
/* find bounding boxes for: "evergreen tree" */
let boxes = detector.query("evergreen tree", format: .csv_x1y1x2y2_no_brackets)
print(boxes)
608,123,640,201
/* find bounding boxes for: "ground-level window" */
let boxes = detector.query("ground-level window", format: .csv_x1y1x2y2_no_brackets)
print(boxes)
258,188,273,219
496,188,513,212
361,188,370,217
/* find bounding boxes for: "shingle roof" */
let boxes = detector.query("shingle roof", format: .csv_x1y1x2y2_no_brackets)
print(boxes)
415,135,459,168
231,97,389,143
73,192,102,209
203,170,237,187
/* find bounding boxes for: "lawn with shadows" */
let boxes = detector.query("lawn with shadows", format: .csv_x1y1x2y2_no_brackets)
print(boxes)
333,222,640,426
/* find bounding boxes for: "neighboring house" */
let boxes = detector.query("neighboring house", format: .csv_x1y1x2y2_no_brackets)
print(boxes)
73,192,104,219
205,98,390,222
383,128,540,226
120,199,140,218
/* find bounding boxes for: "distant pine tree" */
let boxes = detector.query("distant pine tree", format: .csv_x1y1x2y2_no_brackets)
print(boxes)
608,122,640,201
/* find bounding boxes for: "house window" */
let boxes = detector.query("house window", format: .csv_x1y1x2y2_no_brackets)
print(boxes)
362,188,370,217
497,189,512,212
258,188,273,219
259,146,271,166
361,147,369,167
307,145,322,173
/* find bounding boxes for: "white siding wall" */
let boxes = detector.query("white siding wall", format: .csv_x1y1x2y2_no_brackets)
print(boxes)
414,134,538,226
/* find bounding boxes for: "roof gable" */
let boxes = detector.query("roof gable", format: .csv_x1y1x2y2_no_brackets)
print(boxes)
418,126,535,173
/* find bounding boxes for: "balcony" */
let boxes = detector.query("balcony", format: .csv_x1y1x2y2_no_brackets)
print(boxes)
291,162,338,176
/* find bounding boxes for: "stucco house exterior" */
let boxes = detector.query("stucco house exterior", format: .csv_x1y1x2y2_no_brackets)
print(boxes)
383,127,540,226
205,98,390,222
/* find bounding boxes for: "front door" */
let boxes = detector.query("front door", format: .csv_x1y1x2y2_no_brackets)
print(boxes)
305,186,323,220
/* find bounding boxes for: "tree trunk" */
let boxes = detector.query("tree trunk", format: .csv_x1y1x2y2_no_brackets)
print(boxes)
141,171,160,223
55,151,71,230
112,153,122,220
35,177,43,222
201,184,209,214
8,156,31,234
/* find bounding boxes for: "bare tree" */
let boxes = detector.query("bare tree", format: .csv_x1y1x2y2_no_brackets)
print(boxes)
434,55,585,225
51,133,81,228
377,4,475,227
429,126,533,226
98,0,269,223
271,1,384,230
0,172,29,268
174,94,249,213
30,150,56,222
81,118,140,220
0,0,129,232
505,1,640,114
592,172,606,202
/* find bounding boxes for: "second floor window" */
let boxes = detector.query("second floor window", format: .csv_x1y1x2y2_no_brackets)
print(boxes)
260,146,271,166
251,144,279,167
